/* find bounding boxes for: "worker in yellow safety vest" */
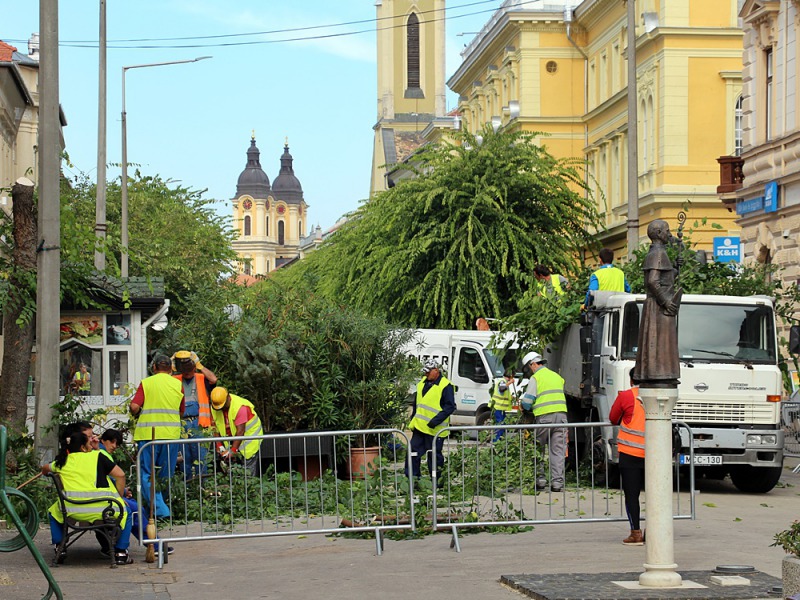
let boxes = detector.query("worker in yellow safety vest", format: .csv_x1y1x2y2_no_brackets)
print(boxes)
130,354,185,518
406,358,456,480
489,370,516,442
521,351,568,492
172,350,217,480
585,248,630,306
42,429,134,565
210,387,263,477
533,264,567,297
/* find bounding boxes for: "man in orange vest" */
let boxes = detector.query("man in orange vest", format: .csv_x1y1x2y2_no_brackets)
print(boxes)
172,351,217,480
609,369,645,545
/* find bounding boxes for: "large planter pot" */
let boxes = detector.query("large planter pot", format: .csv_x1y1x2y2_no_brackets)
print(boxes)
784,555,800,598
347,446,381,479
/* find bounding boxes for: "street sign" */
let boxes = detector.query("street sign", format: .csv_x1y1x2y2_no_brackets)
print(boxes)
736,196,764,215
764,181,779,213
713,236,741,263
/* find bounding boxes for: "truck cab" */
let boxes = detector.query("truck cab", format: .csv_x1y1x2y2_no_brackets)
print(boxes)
547,291,785,493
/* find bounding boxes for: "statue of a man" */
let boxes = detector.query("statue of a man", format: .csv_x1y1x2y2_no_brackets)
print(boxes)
633,219,681,388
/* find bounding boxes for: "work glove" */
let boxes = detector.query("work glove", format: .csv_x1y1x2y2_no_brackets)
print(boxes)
191,352,205,371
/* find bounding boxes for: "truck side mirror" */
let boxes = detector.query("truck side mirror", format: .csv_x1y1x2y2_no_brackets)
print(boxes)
790,325,800,355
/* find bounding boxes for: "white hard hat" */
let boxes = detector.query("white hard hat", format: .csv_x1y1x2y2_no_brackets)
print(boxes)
522,351,544,367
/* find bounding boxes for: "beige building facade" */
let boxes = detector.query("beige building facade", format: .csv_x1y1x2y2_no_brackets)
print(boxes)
231,137,309,276
722,0,800,291
370,0,448,194
448,0,744,259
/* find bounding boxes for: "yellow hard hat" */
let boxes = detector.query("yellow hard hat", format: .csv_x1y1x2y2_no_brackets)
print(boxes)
210,387,229,410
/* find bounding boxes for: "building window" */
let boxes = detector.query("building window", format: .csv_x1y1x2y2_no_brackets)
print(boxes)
765,47,773,141
244,260,251,276
278,220,285,246
735,95,743,156
265,216,269,237
244,215,251,236
298,220,302,238
640,99,648,172
407,13,420,89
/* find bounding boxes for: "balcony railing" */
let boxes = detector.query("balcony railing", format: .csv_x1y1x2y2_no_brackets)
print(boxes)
717,155,744,193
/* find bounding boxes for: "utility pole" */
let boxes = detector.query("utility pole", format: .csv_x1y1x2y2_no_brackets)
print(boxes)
626,0,640,260
35,0,61,461
94,0,107,270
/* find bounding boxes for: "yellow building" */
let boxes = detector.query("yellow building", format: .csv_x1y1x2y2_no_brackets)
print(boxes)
231,137,308,276
370,0,447,194
448,0,744,259
721,0,800,292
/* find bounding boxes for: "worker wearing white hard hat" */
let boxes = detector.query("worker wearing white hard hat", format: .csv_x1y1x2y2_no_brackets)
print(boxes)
521,350,568,492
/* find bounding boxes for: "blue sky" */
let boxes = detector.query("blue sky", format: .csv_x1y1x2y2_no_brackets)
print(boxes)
3,1,500,231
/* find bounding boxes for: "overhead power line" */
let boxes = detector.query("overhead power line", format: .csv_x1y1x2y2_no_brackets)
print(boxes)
4,0,544,50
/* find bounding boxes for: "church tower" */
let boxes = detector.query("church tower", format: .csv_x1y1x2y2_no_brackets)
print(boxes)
370,0,446,195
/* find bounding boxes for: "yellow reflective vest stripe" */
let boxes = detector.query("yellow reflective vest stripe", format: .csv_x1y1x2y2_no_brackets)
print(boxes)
410,376,451,436
48,452,127,526
491,380,513,411
133,372,183,441
532,368,567,417
212,394,263,459
593,266,626,291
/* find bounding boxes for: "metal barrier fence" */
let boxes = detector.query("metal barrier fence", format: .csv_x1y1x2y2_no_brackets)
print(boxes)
431,421,695,551
783,401,800,471
134,423,695,566
135,429,415,566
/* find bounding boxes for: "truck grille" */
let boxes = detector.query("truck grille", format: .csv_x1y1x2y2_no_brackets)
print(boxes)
672,402,776,424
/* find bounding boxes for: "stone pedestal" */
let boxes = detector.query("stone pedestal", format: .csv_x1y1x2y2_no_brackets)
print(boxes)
784,555,800,598
639,386,683,588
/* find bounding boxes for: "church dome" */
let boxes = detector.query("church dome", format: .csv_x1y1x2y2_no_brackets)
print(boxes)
235,138,271,199
272,142,304,204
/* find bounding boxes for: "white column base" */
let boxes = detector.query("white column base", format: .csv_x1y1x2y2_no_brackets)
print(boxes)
640,563,683,588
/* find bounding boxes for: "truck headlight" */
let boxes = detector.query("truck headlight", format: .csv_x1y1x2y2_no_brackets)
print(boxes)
746,434,777,445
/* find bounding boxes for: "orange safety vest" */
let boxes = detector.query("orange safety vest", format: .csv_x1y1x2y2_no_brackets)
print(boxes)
617,387,645,458
174,373,212,428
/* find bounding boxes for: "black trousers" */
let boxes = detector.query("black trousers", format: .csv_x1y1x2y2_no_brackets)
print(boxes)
619,452,645,530
407,430,445,478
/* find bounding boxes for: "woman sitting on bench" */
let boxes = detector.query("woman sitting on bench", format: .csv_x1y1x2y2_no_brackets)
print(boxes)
41,430,134,565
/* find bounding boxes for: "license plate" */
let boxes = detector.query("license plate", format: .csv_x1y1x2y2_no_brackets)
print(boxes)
679,454,722,465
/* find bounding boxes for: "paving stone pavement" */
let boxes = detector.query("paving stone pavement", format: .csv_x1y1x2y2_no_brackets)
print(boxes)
1,459,798,600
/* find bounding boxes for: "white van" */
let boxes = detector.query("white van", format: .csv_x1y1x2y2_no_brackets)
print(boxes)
400,329,520,426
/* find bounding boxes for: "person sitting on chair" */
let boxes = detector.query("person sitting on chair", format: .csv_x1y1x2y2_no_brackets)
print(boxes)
41,430,134,565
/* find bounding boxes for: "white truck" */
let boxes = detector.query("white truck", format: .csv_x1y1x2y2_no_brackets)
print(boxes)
546,291,787,493
400,329,518,426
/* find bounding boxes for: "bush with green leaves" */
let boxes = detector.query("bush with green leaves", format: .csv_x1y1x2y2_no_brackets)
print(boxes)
773,520,800,557
228,280,419,435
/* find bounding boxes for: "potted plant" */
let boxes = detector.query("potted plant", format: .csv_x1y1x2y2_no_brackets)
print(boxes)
772,520,800,597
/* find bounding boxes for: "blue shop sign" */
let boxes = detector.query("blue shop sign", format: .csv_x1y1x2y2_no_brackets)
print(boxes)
737,196,764,215
764,181,779,213
713,236,741,263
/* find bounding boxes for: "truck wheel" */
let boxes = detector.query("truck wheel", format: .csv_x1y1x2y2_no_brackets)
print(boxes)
476,410,491,427
729,465,782,493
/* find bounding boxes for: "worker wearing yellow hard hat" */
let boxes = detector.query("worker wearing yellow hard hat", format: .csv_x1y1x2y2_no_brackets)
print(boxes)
210,387,263,477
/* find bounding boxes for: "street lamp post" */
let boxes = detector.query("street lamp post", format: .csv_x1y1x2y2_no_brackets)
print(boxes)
120,56,211,278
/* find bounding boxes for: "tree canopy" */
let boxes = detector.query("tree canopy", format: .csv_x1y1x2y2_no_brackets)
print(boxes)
283,127,601,329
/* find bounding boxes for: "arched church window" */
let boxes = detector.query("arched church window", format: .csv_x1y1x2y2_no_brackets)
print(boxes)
407,13,420,89
299,220,303,238
244,215,251,236
265,216,269,237
278,220,285,246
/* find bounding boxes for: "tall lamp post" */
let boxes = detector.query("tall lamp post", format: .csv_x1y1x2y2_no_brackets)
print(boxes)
120,56,211,277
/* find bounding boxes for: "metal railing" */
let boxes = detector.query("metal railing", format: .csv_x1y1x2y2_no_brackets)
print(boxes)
431,421,695,551
136,429,415,566
134,423,695,565
782,401,800,471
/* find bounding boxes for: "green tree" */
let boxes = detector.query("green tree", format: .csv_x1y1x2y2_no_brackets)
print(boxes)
64,170,239,315
285,126,601,328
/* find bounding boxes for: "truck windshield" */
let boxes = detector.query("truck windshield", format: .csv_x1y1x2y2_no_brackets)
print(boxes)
483,349,508,378
620,301,776,364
